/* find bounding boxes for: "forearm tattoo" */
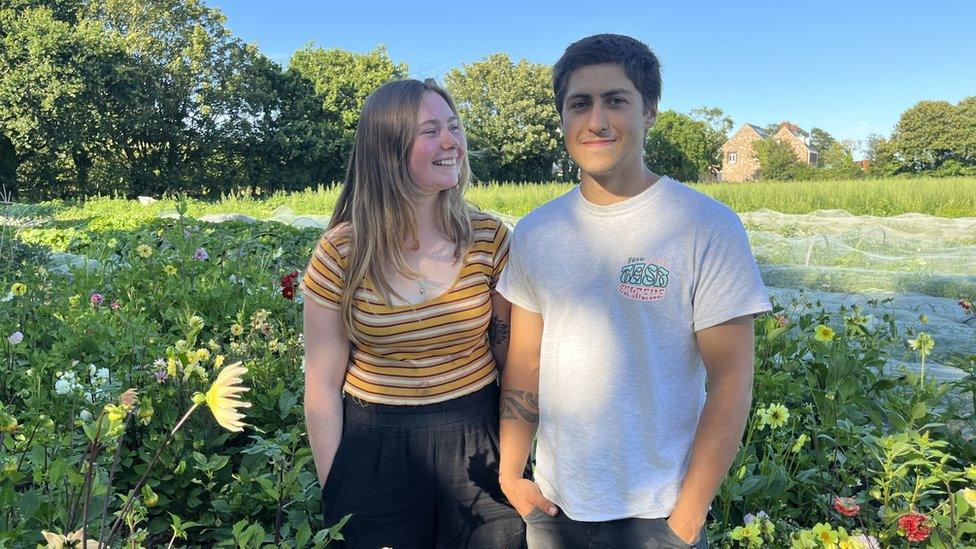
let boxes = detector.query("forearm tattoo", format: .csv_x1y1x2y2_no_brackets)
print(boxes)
500,390,539,423
488,314,510,347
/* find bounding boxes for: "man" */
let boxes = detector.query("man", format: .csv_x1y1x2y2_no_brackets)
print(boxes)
496,34,771,548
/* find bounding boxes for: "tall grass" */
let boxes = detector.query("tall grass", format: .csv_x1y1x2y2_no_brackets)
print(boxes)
690,176,976,218
33,177,976,231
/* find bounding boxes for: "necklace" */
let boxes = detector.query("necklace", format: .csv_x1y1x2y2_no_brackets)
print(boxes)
418,276,428,296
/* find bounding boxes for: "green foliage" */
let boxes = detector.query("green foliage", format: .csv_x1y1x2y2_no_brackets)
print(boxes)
808,127,836,164
710,296,976,547
0,207,345,545
289,44,407,182
645,110,719,182
445,54,562,182
753,138,803,180
819,140,863,180
890,97,976,176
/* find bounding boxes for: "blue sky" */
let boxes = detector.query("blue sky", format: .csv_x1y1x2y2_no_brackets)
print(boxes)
205,0,976,157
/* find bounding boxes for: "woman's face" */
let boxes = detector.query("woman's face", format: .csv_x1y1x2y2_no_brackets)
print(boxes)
408,91,466,194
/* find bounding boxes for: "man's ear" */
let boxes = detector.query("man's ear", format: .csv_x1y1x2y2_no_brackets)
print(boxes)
644,104,658,130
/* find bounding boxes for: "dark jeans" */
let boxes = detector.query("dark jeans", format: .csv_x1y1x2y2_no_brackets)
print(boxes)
322,384,527,549
524,508,709,549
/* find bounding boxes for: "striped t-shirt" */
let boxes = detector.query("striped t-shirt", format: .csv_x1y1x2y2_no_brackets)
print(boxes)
302,211,511,405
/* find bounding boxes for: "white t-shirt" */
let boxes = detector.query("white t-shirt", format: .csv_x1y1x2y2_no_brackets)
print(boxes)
496,177,771,521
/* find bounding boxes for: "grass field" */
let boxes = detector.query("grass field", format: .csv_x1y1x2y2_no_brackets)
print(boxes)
17,177,976,233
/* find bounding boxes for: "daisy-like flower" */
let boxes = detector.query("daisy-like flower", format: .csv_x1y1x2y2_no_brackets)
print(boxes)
120,388,138,410
765,403,790,429
40,528,100,548
193,362,251,432
163,264,177,276
7,331,23,345
136,244,153,258
754,406,771,429
10,282,27,296
961,488,976,507
188,315,205,333
833,495,860,517
193,247,209,261
230,323,244,336
814,324,835,342
811,523,838,546
897,512,931,543
195,348,211,363
907,332,935,358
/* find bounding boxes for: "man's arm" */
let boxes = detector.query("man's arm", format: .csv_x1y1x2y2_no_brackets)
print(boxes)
303,300,351,487
668,314,756,543
498,304,558,517
488,291,512,372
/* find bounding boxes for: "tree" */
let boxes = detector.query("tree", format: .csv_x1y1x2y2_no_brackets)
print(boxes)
690,106,733,148
753,138,801,180
0,4,136,198
865,133,900,178
819,140,862,179
953,96,976,171
289,44,407,182
809,128,836,165
890,100,958,174
445,54,561,182
644,111,717,182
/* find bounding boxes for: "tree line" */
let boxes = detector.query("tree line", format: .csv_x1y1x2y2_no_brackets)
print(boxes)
1,0,973,200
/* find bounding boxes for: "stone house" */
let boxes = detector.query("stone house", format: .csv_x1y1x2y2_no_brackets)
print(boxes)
719,122,819,182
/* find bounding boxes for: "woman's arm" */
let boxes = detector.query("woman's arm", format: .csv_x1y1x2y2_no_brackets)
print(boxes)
303,300,351,486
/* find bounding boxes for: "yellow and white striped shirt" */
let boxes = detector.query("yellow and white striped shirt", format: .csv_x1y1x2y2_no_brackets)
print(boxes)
302,211,510,405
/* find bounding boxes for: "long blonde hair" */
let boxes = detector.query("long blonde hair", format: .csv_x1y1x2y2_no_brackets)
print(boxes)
328,78,474,339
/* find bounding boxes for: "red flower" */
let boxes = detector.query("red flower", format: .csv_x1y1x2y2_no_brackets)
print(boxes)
898,512,931,543
833,495,860,517
280,271,300,300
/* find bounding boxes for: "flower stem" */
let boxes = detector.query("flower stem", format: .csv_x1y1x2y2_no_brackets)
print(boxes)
103,403,199,547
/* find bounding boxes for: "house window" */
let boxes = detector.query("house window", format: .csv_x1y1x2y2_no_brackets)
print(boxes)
728,152,738,164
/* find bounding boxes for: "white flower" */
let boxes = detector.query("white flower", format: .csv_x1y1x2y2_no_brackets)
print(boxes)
79,409,93,421
94,368,110,383
55,379,73,395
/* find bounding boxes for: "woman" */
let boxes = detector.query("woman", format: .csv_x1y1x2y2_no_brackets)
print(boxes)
301,78,525,548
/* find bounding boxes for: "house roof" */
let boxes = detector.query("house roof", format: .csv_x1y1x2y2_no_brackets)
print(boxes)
748,124,768,138
776,126,816,154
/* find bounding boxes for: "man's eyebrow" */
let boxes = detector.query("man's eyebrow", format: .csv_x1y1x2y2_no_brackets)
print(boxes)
565,89,633,102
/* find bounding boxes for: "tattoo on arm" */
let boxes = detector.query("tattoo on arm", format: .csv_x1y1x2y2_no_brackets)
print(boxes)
500,390,539,423
488,314,510,347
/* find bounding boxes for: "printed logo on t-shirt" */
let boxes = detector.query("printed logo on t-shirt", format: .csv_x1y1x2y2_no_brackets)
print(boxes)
617,257,670,301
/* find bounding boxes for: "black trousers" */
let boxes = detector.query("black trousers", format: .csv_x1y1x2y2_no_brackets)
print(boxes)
322,383,527,548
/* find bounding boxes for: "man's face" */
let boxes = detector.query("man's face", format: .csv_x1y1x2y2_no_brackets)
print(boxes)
560,63,656,179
